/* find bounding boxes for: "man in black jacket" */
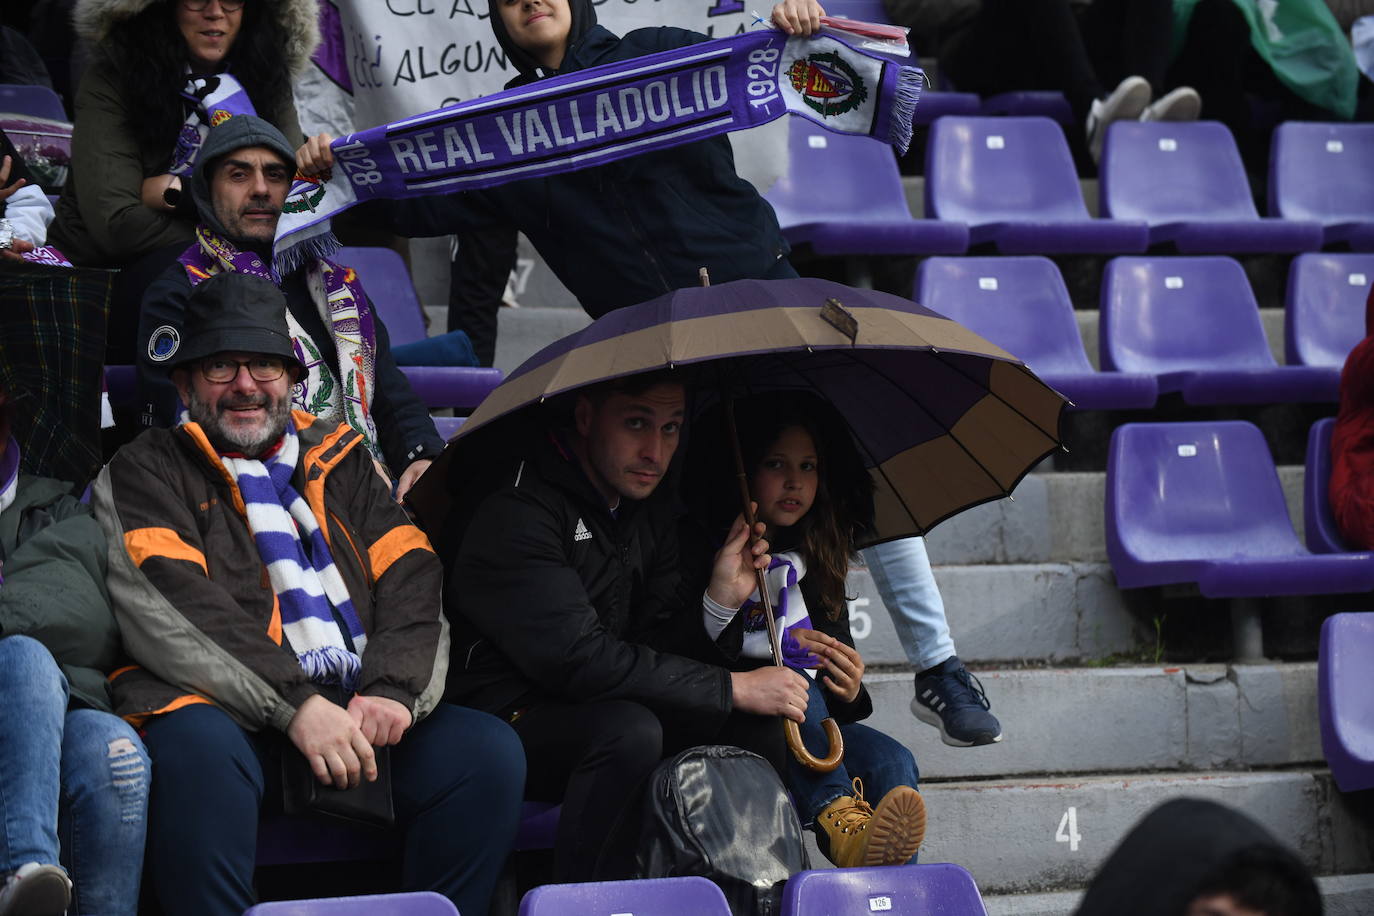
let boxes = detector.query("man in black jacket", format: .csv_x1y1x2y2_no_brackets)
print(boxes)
137,116,444,498
447,372,811,882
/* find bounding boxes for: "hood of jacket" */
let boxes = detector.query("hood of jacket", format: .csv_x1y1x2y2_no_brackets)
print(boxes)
488,0,597,79
188,113,296,241
73,0,320,78
1074,798,1319,916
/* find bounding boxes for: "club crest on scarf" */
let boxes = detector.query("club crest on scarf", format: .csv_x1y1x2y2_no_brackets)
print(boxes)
283,174,328,215
786,51,868,118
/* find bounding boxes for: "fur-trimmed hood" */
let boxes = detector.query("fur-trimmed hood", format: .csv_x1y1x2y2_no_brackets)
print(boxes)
73,0,320,78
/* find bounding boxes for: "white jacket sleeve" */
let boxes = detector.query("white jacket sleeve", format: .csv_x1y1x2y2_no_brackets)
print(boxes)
4,183,53,245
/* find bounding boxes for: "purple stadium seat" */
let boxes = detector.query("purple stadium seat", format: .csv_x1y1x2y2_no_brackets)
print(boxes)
1100,256,1338,404
913,91,980,125
518,876,731,916
1101,121,1322,254
336,246,427,345
1270,122,1374,251
781,864,988,916
0,84,66,121
243,891,457,915
979,91,1075,128
513,801,560,852
431,416,465,441
1105,420,1374,597
764,116,968,260
398,367,502,411
1285,253,1374,373
1319,612,1374,792
916,256,1157,409
926,117,1148,254
1304,417,1351,554
337,246,502,411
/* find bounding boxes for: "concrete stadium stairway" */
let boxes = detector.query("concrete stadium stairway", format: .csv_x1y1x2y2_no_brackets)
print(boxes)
822,466,1374,914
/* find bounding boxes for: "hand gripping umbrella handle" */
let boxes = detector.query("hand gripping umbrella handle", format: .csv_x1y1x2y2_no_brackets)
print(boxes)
727,397,844,774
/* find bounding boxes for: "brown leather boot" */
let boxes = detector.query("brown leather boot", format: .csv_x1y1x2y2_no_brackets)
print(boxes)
815,778,927,868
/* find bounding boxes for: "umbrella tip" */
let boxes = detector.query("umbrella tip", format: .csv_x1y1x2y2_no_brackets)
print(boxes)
698,267,711,288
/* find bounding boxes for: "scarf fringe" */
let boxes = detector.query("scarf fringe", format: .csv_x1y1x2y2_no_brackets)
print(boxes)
888,66,923,156
274,227,340,279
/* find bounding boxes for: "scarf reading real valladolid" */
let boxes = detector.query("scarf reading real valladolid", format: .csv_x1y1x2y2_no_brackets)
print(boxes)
273,27,922,267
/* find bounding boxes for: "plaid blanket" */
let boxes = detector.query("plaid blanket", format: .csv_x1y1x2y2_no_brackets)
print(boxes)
0,262,111,486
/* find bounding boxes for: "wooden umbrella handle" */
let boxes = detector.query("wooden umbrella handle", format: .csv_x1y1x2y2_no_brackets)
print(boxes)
786,717,844,773
726,397,845,774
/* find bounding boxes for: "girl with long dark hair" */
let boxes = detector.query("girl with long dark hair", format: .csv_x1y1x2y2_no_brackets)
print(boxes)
688,391,927,870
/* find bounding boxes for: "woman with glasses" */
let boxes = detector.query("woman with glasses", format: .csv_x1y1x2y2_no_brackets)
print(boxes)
48,0,317,362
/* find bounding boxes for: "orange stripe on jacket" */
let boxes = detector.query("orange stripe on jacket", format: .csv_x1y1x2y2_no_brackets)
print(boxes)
123,693,214,730
125,528,208,574
368,525,435,582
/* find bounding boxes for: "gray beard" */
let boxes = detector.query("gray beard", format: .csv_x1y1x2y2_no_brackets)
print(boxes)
186,387,292,458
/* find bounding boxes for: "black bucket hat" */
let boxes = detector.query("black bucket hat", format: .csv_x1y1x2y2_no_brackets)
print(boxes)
168,272,301,372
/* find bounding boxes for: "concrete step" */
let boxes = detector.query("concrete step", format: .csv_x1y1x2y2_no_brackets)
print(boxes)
980,874,1374,916
800,769,1374,895
847,562,1147,666
865,663,1321,782
922,466,1304,567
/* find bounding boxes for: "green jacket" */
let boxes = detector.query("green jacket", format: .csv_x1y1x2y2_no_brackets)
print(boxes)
0,475,120,712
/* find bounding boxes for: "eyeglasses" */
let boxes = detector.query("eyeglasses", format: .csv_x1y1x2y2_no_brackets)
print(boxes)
181,0,246,12
200,356,286,384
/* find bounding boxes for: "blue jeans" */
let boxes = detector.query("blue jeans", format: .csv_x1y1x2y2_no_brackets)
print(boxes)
142,701,526,916
789,676,919,839
862,537,956,672
0,635,150,916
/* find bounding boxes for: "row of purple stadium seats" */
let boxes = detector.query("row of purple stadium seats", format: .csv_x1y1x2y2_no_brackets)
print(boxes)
769,114,1374,261
1105,418,1374,599
0,83,67,121
243,864,989,915
1104,418,1374,793
918,254,1372,411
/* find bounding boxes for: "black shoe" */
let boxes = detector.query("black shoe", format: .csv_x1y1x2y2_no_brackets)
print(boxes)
912,656,1003,747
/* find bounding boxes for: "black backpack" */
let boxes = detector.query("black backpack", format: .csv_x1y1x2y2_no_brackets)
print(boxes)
606,745,810,916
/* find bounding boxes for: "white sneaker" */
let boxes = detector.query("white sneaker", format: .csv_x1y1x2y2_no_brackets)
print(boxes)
1086,75,1153,162
0,864,71,916
1141,86,1202,122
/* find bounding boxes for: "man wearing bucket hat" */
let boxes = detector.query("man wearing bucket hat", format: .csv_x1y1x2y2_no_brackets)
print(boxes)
91,271,525,916
136,114,446,499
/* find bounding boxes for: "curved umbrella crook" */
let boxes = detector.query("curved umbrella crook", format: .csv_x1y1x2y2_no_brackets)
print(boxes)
726,396,844,773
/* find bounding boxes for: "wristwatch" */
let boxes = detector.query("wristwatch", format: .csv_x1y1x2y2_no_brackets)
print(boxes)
162,177,183,209
0,218,13,250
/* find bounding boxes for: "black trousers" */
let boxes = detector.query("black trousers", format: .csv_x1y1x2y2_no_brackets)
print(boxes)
447,228,518,367
511,699,786,883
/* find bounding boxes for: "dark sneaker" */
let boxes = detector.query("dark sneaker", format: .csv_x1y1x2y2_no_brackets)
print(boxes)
912,656,1003,747
0,863,71,916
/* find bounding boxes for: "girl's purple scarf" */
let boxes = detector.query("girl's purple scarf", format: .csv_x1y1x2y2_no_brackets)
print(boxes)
274,28,921,268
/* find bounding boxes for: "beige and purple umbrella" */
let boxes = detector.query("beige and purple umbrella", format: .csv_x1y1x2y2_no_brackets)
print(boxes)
412,276,1067,547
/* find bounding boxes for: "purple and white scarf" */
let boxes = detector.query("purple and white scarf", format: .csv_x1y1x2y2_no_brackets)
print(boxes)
739,550,823,669
168,73,258,177
177,227,382,461
218,421,367,690
0,438,19,587
274,28,921,267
